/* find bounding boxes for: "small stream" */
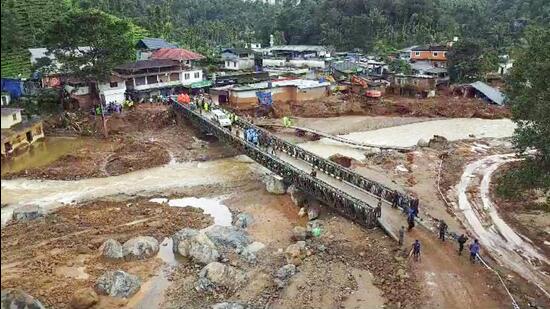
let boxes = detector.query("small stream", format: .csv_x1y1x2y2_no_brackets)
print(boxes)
128,197,233,309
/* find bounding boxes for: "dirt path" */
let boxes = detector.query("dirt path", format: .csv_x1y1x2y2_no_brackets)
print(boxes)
405,228,508,309
456,154,550,295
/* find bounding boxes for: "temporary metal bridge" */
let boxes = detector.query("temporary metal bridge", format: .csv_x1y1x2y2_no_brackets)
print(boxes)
172,100,415,234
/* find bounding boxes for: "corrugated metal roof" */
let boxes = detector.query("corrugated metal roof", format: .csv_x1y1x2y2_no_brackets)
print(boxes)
150,48,204,61
115,59,180,72
137,38,178,50
269,45,328,52
470,81,505,105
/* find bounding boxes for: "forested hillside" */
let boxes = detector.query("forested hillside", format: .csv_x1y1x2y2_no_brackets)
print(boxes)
2,0,549,54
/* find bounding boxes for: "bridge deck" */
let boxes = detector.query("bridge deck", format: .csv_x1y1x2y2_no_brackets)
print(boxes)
277,151,403,239
172,100,408,239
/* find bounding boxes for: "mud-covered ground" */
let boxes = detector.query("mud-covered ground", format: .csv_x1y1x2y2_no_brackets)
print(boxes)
271,93,511,119
0,198,212,309
3,105,237,180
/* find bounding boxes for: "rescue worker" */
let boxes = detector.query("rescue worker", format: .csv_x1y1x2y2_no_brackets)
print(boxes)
412,240,421,262
204,101,209,112
438,220,448,242
407,208,415,231
283,116,292,128
377,197,382,209
398,226,405,246
457,234,468,255
310,167,317,178
469,239,480,264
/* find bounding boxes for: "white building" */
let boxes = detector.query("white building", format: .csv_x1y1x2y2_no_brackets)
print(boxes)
1,108,23,129
221,48,256,71
98,76,127,104
114,59,203,96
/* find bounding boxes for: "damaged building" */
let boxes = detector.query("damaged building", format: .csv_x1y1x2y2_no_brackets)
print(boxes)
209,79,330,110
1,108,44,156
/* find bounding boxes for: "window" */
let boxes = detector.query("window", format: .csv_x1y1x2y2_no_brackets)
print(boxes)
147,75,158,84
194,72,200,78
135,76,146,86
184,73,190,80
12,113,17,121
433,52,439,57
233,61,237,67
109,82,118,88
415,52,420,56
170,73,179,81
443,52,447,57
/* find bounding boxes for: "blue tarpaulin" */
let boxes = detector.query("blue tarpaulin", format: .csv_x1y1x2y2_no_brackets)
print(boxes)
1,78,23,99
256,91,272,106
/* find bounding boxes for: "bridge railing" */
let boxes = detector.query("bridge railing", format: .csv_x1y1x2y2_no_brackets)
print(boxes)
234,118,417,211
171,100,381,228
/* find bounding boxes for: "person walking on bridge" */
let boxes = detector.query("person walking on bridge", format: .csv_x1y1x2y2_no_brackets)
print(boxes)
407,208,415,231
438,220,448,242
469,239,480,264
457,234,468,255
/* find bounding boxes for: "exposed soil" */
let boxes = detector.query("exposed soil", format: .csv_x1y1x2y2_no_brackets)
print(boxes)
0,198,212,309
161,181,424,309
271,93,511,119
3,105,237,180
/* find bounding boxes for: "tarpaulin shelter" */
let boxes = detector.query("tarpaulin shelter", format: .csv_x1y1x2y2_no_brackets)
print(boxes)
1,78,23,99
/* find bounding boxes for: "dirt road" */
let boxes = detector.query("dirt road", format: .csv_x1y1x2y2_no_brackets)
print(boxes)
404,228,508,308
457,154,550,295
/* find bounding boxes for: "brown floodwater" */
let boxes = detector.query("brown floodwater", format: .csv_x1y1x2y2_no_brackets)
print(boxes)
1,137,107,176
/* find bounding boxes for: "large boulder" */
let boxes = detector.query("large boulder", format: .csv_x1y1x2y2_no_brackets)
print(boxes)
284,241,307,266
288,185,307,207
292,226,307,241
212,303,247,309
70,288,99,309
306,201,321,221
172,228,199,253
264,174,286,195
12,205,44,222
198,262,246,290
176,233,220,264
235,213,253,229
275,264,297,281
428,135,448,149
99,239,123,260
95,270,141,298
205,225,250,251
416,138,429,148
122,236,159,260
240,241,266,263
0,289,45,309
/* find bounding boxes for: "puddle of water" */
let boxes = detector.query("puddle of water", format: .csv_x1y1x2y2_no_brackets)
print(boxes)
127,238,182,309
1,137,108,176
151,197,232,226
55,266,89,280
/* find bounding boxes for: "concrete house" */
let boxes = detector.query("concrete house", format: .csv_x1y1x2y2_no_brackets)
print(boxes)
114,59,203,99
410,45,449,68
1,108,44,156
221,48,256,71
210,79,330,110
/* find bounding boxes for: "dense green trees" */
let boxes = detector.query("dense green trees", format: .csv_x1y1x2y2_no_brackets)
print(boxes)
44,9,142,82
506,26,550,168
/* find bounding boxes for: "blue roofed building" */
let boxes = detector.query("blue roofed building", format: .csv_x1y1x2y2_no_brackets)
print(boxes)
135,38,178,60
